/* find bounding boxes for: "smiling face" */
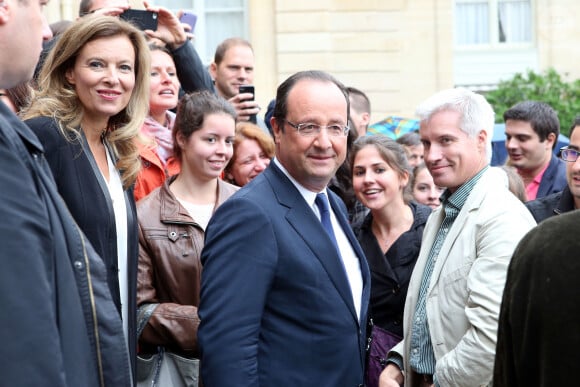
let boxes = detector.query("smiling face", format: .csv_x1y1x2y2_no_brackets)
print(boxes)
65,35,135,128
272,79,348,192
177,112,236,182
148,49,180,122
420,109,487,193
505,119,554,175
228,138,271,186
352,145,408,212
412,167,444,209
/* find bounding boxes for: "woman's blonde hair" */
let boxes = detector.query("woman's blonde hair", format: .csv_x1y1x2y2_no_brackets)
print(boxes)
23,15,150,189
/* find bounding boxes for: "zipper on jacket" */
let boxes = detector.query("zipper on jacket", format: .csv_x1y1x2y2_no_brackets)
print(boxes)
77,224,105,387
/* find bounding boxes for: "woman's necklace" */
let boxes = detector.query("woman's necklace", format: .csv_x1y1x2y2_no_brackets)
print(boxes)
372,222,393,253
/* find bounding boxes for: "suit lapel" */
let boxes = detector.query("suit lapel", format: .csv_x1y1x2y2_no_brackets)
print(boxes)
428,170,493,288
266,164,362,323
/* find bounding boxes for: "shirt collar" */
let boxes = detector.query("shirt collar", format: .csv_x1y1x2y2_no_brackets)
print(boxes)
273,158,327,208
441,166,489,212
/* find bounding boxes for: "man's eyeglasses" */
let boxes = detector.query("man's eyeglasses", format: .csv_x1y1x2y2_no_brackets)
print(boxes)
285,120,349,137
560,146,580,162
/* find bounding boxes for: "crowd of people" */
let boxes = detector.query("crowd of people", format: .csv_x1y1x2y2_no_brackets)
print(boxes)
1,0,579,386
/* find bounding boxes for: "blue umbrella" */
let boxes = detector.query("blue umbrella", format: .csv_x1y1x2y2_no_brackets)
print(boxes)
367,116,419,139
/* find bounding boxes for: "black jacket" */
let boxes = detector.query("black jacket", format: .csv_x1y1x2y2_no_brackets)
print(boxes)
494,210,580,386
352,201,431,337
25,116,139,379
0,103,131,385
525,186,575,223
171,39,215,94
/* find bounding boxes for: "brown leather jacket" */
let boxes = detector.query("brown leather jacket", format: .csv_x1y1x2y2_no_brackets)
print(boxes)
136,175,238,357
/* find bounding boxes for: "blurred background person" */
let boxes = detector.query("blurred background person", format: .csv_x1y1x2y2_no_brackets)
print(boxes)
0,83,32,114
134,44,181,202
347,86,371,136
23,15,150,378
136,91,238,386
411,163,444,209
224,121,274,187
350,135,431,387
504,101,566,200
396,131,424,168
499,165,527,202
526,116,580,222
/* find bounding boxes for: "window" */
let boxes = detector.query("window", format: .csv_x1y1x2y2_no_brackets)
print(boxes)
455,0,532,47
154,0,248,63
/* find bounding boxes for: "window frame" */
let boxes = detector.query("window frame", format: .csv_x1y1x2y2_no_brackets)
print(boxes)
155,0,249,64
454,0,535,51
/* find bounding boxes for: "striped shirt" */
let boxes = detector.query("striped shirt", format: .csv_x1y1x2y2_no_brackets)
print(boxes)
408,166,488,377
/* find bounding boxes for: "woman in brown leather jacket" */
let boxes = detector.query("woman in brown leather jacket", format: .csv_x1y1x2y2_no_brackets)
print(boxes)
135,91,238,381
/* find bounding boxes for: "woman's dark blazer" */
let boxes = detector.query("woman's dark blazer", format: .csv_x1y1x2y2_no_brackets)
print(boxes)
25,115,139,378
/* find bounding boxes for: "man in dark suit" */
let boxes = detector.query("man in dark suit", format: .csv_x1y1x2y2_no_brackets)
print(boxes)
198,70,370,387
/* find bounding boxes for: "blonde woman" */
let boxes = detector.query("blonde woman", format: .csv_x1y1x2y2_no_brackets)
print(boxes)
23,15,151,375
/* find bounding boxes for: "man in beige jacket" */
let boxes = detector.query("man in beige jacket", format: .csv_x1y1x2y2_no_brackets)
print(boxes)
380,88,536,387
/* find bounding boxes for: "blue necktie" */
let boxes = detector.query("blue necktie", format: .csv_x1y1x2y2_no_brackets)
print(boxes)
315,193,340,252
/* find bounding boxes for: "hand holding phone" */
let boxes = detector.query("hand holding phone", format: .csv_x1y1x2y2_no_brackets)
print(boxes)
238,85,255,100
120,9,158,31
238,85,257,124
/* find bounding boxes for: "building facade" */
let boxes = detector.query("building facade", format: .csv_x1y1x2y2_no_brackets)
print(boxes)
43,0,580,123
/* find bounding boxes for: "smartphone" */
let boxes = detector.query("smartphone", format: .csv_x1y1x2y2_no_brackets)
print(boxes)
238,85,256,124
179,12,197,32
120,9,158,31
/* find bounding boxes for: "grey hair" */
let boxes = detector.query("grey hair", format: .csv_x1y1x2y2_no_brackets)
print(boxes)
415,87,495,164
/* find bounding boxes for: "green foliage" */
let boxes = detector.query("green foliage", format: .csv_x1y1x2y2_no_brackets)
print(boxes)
484,68,580,136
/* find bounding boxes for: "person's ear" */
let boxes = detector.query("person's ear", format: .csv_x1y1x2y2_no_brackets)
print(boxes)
175,131,187,150
0,0,10,25
478,129,487,152
65,68,76,85
361,112,370,126
546,132,556,149
400,170,410,189
271,117,282,145
209,62,217,80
